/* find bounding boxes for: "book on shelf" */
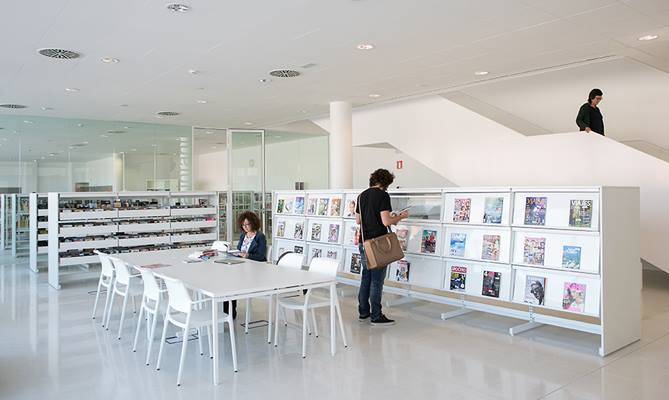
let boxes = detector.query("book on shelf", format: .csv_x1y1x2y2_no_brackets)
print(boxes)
344,199,357,218
483,197,504,224
311,248,322,259
420,229,438,254
307,198,318,215
395,259,410,283
276,199,285,214
294,196,305,215
481,271,501,298
326,250,338,259
294,222,304,240
524,197,547,226
452,198,471,222
328,224,340,243
350,253,362,274
396,227,409,251
562,282,586,312
561,245,582,270
524,275,546,305
329,198,342,217
317,198,329,216
481,234,501,261
523,237,546,266
311,223,322,241
276,221,286,238
449,265,467,290
294,245,304,254
449,233,466,257
569,199,593,228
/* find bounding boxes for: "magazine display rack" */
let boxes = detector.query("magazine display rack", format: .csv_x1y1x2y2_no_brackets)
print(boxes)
28,193,49,272
47,191,219,289
273,187,641,356
1,194,14,253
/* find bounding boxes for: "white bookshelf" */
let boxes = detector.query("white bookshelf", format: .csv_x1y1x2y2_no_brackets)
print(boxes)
47,191,219,289
273,186,641,356
29,193,49,272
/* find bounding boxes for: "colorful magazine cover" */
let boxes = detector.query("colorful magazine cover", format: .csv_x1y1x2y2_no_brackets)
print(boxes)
317,198,330,216
524,196,547,225
276,221,286,237
344,199,357,218
569,199,593,228
294,196,305,215
294,245,303,254
449,233,467,257
421,229,437,254
326,250,338,259
346,225,360,246
481,271,501,298
294,222,304,240
276,199,285,214
481,234,501,261
395,259,410,283
562,282,586,312
283,199,294,214
449,266,467,290
452,198,472,222
524,275,546,305
523,237,546,265
483,197,504,224
311,248,322,260
328,224,340,243
311,223,322,241
330,198,342,217
350,253,362,274
396,227,409,251
307,198,318,215
562,245,582,270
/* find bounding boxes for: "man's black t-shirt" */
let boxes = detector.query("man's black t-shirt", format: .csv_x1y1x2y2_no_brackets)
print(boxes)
355,187,392,241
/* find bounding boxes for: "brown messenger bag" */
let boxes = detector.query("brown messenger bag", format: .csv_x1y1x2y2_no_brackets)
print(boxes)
359,194,404,269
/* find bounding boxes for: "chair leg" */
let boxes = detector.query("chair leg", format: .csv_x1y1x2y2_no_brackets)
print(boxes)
206,325,213,359
132,303,145,352
228,315,238,373
102,283,113,328
156,316,170,371
267,295,273,343
335,301,348,348
91,278,103,319
301,305,308,358
282,306,288,326
197,327,204,356
244,298,251,335
311,309,319,338
117,293,129,340
131,294,137,314
146,310,159,366
274,300,280,347
104,289,116,330
177,325,190,386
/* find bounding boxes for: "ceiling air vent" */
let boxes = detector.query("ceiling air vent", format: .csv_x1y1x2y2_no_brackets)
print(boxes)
156,111,179,116
38,48,81,59
0,104,27,109
269,69,300,78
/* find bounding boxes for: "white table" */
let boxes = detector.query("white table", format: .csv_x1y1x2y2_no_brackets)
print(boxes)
115,248,339,385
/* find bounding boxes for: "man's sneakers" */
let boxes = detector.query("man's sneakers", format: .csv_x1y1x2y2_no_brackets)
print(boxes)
370,314,395,326
358,314,371,322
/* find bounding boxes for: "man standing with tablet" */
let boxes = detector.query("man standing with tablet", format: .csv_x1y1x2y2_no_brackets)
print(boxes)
356,169,409,326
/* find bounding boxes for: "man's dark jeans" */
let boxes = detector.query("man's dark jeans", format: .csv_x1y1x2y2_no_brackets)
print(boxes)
357,244,387,320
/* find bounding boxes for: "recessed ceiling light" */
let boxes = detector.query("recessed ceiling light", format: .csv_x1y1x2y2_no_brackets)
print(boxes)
205,131,214,135
65,87,80,92
41,156,45,160
131,148,137,152
119,104,129,107
166,3,190,12
638,34,659,41
474,71,489,76
38,48,81,60
259,78,270,83
368,93,381,98
77,123,84,127
356,43,375,50
244,122,253,126
196,100,207,104
101,57,119,63
123,126,129,129
100,134,109,138
151,144,158,147
41,106,53,111
188,69,200,75
23,120,33,124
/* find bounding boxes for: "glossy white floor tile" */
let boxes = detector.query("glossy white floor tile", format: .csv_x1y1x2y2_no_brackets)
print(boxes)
1,259,669,400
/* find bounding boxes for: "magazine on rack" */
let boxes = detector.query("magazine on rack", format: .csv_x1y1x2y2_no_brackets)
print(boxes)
293,222,304,240
481,270,501,298
294,196,305,215
562,282,586,312
483,197,503,224
523,237,546,266
283,199,293,214
294,245,303,254
350,253,362,274
311,248,322,260
395,259,410,283
317,198,329,216
307,198,318,215
328,224,340,243
276,199,285,214
452,198,471,222
275,221,286,238
421,229,438,254
330,198,342,217
449,233,466,257
569,200,593,228
326,250,338,259
481,234,501,261
524,197,547,225
396,227,409,251
344,199,357,218
562,245,582,269
524,275,546,305
311,223,322,241
449,266,467,290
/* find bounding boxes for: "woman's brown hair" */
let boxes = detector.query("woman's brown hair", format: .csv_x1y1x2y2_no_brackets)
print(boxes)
237,211,261,231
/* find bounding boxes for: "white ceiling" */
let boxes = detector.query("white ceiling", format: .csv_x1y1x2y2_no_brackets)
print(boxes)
0,0,668,130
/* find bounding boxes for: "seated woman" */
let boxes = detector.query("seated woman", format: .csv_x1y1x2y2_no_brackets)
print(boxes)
224,211,267,318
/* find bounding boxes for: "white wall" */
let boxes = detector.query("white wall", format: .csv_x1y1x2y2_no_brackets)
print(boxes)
313,95,669,272
196,150,228,191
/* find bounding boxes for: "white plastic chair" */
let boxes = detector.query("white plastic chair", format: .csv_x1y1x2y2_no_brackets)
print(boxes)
105,257,143,339
156,276,237,386
132,268,168,366
274,257,347,358
92,250,115,327
211,241,230,252
243,252,305,342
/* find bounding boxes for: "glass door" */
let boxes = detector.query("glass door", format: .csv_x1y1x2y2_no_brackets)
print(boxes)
227,129,266,244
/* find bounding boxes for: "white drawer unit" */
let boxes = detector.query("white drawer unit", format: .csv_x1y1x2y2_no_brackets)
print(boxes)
170,220,217,230
170,207,217,216
60,224,118,237
118,208,171,218
117,222,171,233
59,238,118,251
59,210,119,220
119,235,171,247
